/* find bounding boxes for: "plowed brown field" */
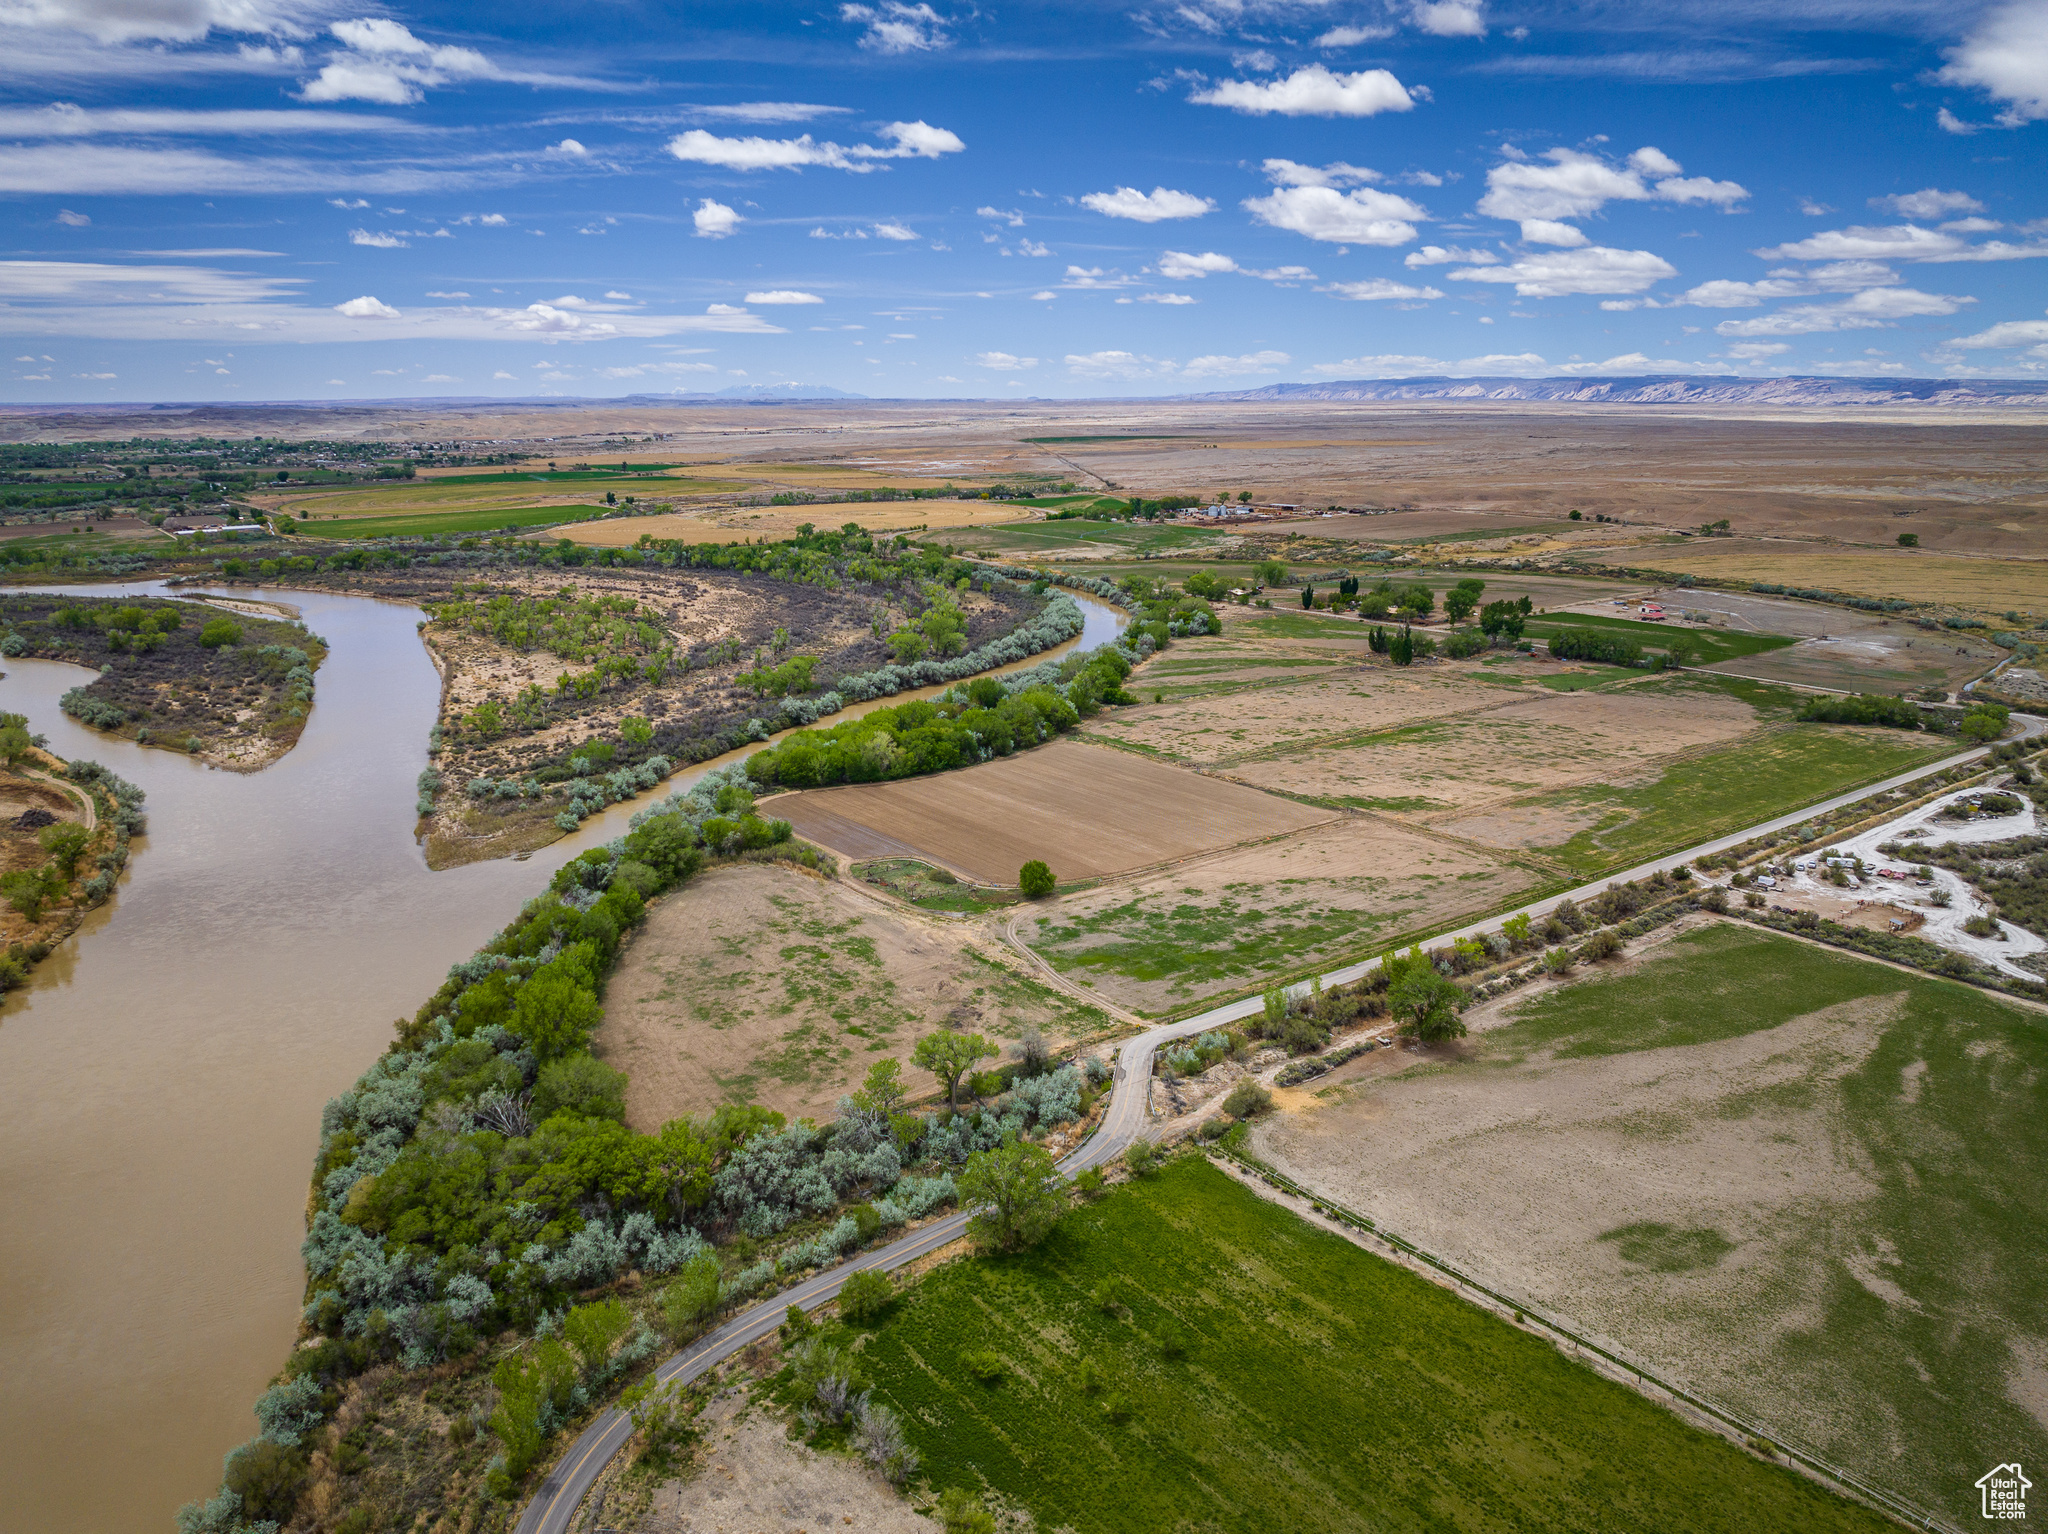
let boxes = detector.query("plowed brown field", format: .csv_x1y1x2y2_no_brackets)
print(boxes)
765,738,1334,884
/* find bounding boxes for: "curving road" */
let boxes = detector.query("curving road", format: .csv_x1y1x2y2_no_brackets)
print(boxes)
516,722,2039,1534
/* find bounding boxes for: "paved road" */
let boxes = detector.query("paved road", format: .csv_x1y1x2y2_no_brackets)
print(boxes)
517,721,2037,1534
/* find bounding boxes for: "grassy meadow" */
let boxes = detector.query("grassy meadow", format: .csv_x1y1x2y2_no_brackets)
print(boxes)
853,1157,1893,1534
291,504,609,538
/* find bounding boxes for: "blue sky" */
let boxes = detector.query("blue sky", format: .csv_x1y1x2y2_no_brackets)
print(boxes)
1,0,2043,401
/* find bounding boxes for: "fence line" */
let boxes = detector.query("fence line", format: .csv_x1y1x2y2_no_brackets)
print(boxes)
1206,1146,1961,1534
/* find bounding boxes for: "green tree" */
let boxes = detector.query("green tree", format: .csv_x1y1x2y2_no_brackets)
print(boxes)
509,968,603,1061
850,1057,906,1118
0,866,61,920
221,1439,307,1525
663,1249,724,1336
1018,859,1056,898
1223,1079,1274,1119
37,821,91,879
1123,1139,1158,1176
912,1029,997,1109
837,1267,894,1323
959,1139,1064,1252
1254,559,1287,587
620,715,655,745
532,1052,628,1122
1388,959,1466,1043
564,1298,633,1383
1300,583,1314,610
0,724,31,766
1445,582,1483,624
1898,531,1918,547
490,1339,578,1485
198,617,243,649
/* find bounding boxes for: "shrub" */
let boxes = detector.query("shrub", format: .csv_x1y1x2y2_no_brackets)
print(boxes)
199,617,243,649
939,1488,998,1534
838,1267,894,1323
221,1438,306,1525
1101,1392,1134,1424
1157,1320,1189,1359
1073,1166,1105,1197
1548,627,1642,666
1123,1139,1158,1176
1092,1274,1128,1313
1018,859,1056,898
1222,1079,1274,1120
963,1348,1006,1383
1798,692,1923,729
1076,1357,1104,1394
1581,928,1624,961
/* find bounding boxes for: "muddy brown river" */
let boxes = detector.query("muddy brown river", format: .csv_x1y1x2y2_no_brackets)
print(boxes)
0,579,1121,1531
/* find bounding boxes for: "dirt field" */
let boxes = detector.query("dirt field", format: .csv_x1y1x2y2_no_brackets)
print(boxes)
1617,542,2047,618
765,738,1333,886
1230,680,1764,814
1021,814,1533,1014
556,498,1038,547
1252,917,2048,1519
623,1384,935,1534
597,862,1104,1127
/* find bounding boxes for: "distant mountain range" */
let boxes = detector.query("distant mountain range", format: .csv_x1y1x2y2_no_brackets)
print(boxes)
1187,375,2048,406
709,383,867,400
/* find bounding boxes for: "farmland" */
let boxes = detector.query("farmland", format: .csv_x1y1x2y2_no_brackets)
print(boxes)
855,1155,1893,1534
596,861,1108,1125
1256,921,2048,1521
293,503,607,538
767,738,1333,885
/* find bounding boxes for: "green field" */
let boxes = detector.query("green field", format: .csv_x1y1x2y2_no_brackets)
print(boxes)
292,504,607,539
1234,609,1362,639
853,1157,1891,1534
1525,613,1798,666
1536,723,1953,877
942,521,1227,557
1476,923,2048,1512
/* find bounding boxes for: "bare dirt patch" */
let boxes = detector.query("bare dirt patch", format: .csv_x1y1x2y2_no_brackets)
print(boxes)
1087,668,1511,767
766,738,1333,886
624,1384,934,1534
597,862,1104,1127
1234,681,1761,817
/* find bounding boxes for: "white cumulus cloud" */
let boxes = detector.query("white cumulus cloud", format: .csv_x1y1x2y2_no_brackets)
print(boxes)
841,2,948,54
1316,24,1393,46
667,120,962,173
1320,278,1444,300
1946,316,2048,350
299,19,500,106
1519,219,1587,247
1244,184,1427,246
976,351,1035,369
1449,245,1677,297
1937,0,2048,125
744,290,823,304
1714,286,1972,336
872,222,918,240
334,294,398,318
348,228,405,247
1871,188,1982,219
1158,250,1240,279
693,199,740,238
1477,146,1746,232
1191,64,1414,118
1080,185,1214,222
1411,0,1485,38
1183,350,1289,376
1405,245,1496,267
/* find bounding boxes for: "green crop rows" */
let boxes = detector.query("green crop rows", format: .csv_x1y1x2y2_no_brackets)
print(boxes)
292,504,606,539
855,1157,1892,1534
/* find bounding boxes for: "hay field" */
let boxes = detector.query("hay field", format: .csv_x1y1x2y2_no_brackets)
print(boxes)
1254,920,2048,1520
554,497,1038,547
596,862,1105,1126
1022,815,1534,1013
1625,543,2048,617
765,738,1333,885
